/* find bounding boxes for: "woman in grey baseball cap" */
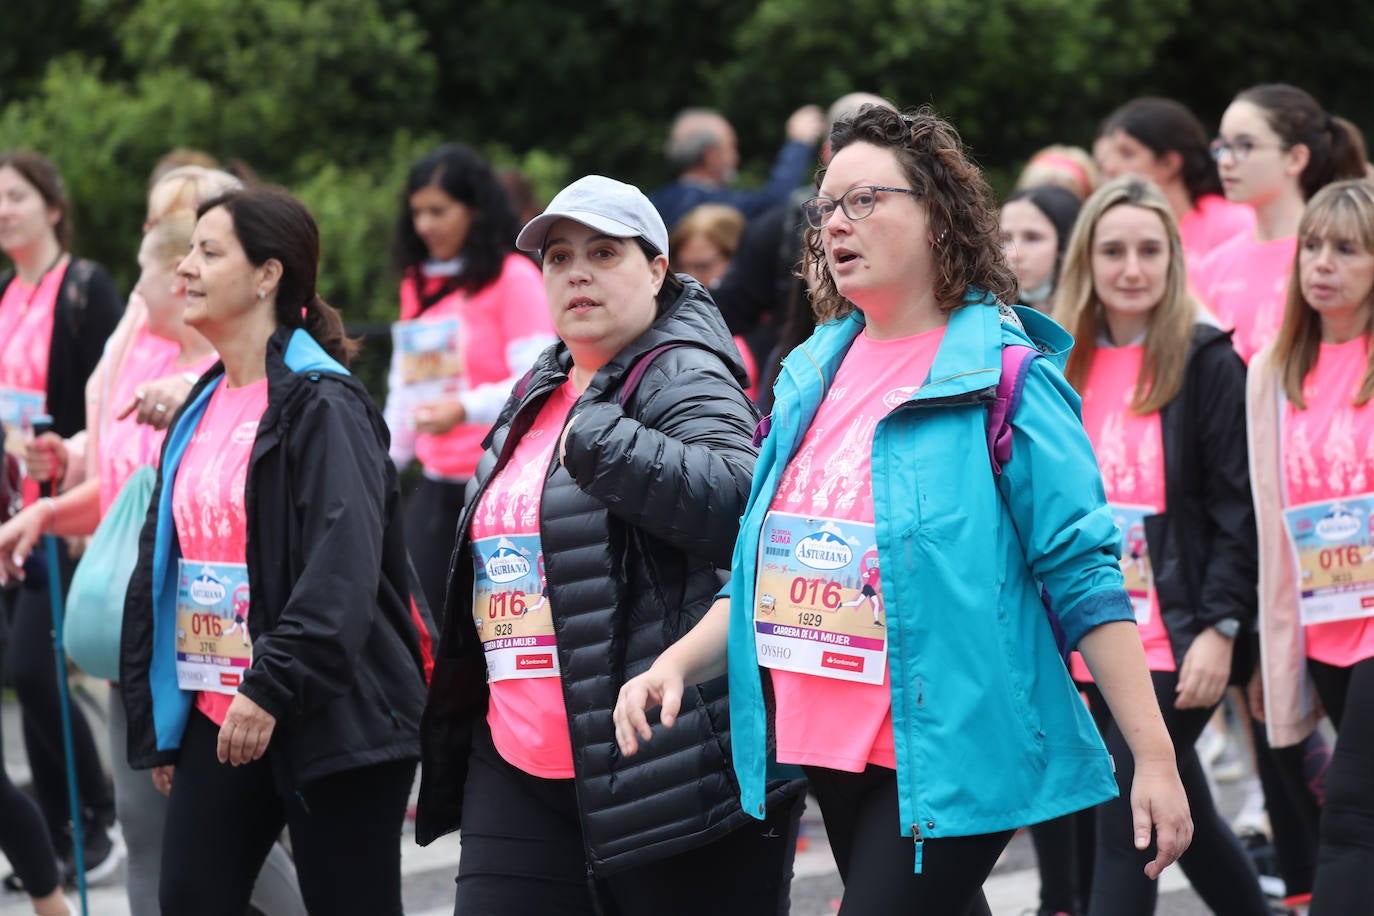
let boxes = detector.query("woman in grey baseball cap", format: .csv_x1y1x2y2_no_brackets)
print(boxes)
417,175,804,914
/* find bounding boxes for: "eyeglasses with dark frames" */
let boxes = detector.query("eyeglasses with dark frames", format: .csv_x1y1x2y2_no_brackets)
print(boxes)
1209,137,1285,163
801,186,922,229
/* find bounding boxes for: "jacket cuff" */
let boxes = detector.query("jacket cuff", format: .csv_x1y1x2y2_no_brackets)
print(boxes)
1063,589,1136,650
561,401,625,474
238,676,291,723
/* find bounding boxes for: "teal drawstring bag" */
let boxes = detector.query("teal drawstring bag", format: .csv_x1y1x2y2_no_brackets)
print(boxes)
63,464,156,681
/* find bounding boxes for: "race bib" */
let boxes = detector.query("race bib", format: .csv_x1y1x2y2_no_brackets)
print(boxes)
1283,496,1374,626
0,387,45,458
471,533,559,681
175,560,253,695
1111,503,1156,625
754,512,886,684
392,317,463,401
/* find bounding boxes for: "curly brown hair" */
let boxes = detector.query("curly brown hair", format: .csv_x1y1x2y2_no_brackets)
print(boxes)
804,105,1018,323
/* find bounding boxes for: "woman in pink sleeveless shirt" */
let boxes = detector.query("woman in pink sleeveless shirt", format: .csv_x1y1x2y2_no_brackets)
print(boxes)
383,143,554,627
1248,180,1374,916
1193,85,1367,363
1054,176,1268,916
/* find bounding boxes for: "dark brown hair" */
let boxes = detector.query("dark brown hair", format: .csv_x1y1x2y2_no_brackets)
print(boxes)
1236,84,1368,201
0,150,72,250
804,105,1017,322
1100,97,1223,204
198,186,358,365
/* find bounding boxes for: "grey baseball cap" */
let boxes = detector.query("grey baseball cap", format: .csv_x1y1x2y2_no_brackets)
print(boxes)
516,175,670,258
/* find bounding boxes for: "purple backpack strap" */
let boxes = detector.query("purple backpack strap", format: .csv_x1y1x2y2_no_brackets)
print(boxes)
618,343,691,406
987,344,1041,478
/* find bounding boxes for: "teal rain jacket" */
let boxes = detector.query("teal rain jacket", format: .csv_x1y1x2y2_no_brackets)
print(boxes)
724,291,1134,871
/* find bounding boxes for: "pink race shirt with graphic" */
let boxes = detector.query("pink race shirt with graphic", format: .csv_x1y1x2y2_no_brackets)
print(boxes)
762,327,944,773
1072,344,1174,680
468,381,578,778
171,379,268,726
1194,233,1296,363
98,330,216,514
1282,337,1374,666
0,267,63,507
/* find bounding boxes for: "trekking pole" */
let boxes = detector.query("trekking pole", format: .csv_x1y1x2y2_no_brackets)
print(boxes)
31,416,88,915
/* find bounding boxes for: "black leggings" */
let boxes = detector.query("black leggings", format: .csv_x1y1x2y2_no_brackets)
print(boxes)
0,612,61,897
804,763,1012,916
2,558,114,859
402,476,466,631
455,721,803,915
159,710,415,916
1085,672,1269,916
1306,655,1374,916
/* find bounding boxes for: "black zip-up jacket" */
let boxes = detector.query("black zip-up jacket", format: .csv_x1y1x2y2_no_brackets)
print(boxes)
1146,323,1257,683
417,277,794,874
121,328,431,788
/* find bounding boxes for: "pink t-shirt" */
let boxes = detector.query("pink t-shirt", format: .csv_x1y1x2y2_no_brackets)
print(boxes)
468,381,578,778
172,378,269,726
97,330,207,514
404,254,551,481
1179,194,1255,270
1193,233,1296,364
1283,337,1374,667
1072,344,1175,680
765,326,945,773
0,266,63,508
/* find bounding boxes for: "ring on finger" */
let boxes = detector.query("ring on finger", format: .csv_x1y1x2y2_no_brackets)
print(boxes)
153,403,168,414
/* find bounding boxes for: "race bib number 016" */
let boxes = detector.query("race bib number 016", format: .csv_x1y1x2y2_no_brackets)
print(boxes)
175,560,253,695
471,533,560,681
1284,496,1374,626
754,512,886,685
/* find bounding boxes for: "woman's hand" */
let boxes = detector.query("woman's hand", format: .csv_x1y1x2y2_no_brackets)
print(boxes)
23,433,67,484
411,399,466,436
1174,628,1234,709
613,658,688,757
217,693,277,766
1131,756,1194,880
152,765,175,796
118,373,195,430
0,505,47,584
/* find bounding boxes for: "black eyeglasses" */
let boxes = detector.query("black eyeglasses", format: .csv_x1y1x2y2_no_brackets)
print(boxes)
801,186,922,229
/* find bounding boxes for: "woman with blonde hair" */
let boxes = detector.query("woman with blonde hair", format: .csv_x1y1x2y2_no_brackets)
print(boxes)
1248,179,1374,915
1053,176,1267,916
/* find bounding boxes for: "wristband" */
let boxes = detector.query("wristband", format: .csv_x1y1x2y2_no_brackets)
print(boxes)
38,496,57,533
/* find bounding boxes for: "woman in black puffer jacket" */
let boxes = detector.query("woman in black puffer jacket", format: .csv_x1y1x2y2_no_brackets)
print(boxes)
416,175,803,915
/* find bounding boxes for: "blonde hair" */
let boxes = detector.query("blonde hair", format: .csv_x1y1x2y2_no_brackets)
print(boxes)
669,203,746,266
1016,145,1100,202
143,209,197,266
1272,179,1374,408
1053,176,1198,414
146,166,241,227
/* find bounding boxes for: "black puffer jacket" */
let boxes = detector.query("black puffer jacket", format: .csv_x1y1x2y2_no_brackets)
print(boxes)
1147,323,1257,683
417,277,789,874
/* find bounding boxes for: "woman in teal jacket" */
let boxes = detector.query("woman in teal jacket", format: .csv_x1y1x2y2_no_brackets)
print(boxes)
614,104,1191,915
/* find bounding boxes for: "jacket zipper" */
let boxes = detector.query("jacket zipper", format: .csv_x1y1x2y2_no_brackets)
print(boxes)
912,822,924,873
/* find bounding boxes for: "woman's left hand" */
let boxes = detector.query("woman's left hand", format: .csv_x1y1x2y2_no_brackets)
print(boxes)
1173,628,1234,709
411,399,466,436
216,693,277,766
1131,756,1193,879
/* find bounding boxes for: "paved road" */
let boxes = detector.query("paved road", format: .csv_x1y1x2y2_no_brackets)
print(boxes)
0,685,1267,915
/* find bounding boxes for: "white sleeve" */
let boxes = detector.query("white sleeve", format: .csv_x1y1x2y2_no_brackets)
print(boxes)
382,337,417,468
458,333,557,426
